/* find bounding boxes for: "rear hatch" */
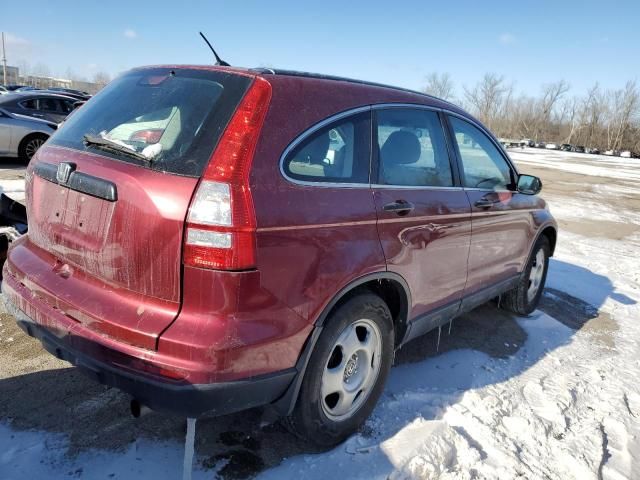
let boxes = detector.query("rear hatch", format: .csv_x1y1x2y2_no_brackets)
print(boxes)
23,67,253,349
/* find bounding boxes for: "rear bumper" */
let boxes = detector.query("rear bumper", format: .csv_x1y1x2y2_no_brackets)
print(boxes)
2,280,296,418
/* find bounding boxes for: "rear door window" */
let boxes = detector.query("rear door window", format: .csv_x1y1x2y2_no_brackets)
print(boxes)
376,108,453,187
60,99,75,114
38,98,60,112
283,112,371,184
49,68,252,177
20,99,36,110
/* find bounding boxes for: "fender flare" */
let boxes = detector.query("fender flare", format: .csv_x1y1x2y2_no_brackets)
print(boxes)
521,222,557,273
271,271,411,416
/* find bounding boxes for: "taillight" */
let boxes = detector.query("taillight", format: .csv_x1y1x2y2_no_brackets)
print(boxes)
183,77,272,270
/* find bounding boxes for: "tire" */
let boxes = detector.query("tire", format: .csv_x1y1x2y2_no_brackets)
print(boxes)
502,235,550,315
18,134,48,162
285,293,394,447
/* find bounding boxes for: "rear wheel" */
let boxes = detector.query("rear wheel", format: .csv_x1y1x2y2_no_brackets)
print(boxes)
19,134,48,162
502,236,550,315
286,293,394,446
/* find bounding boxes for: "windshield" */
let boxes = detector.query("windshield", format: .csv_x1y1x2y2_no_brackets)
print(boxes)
49,67,251,176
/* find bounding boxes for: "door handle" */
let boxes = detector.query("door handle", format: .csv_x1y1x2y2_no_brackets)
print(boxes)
383,200,415,215
474,198,498,208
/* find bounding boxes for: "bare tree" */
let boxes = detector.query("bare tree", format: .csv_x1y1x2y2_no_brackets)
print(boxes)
463,73,513,131
423,72,456,101
93,71,111,90
454,73,639,153
532,80,570,140
32,62,51,77
608,81,639,151
559,97,581,144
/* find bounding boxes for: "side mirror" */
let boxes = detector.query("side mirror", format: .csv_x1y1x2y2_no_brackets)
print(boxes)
517,174,542,195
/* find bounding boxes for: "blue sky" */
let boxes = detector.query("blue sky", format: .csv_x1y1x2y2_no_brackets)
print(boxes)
1,0,638,96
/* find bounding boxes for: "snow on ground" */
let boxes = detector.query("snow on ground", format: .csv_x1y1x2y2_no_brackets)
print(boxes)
259,229,640,480
1,151,639,479
510,148,640,182
0,179,25,203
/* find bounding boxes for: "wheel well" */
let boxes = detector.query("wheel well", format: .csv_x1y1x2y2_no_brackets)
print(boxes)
541,226,557,256
325,278,410,347
18,132,49,153
273,275,410,417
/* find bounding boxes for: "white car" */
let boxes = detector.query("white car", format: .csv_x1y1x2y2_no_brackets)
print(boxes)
0,108,57,161
0,86,9,95
545,143,558,150
620,151,632,158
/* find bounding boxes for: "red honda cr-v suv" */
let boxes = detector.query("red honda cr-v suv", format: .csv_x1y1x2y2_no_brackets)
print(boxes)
3,66,556,446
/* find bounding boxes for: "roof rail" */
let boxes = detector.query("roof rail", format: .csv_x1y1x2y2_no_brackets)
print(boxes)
250,67,457,108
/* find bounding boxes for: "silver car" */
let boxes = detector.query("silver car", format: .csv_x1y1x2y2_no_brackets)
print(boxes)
0,107,57,161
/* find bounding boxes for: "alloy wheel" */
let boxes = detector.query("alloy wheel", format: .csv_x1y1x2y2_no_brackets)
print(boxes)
25,138,45,160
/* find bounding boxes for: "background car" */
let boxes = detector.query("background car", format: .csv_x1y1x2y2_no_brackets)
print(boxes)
545,143,559,150
0,107,56,161
38,89,90,101
560,144,572,151
3,85,29,91
0,92,77,123
46,87,91,100
0,86,8,95
572,145,585,153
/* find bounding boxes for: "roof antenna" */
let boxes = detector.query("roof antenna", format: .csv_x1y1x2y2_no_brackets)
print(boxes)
199,31,230,66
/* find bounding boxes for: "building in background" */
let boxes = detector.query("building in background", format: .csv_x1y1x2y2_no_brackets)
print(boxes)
2,66,20,85
2,65,102,94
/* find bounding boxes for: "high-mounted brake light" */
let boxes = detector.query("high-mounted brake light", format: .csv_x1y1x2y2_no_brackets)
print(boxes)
183,77,272,270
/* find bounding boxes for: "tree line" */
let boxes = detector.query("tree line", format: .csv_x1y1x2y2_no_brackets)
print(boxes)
423,72,640,153
13,60,111,91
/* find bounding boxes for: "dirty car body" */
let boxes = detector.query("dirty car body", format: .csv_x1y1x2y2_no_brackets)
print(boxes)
3,65,556,444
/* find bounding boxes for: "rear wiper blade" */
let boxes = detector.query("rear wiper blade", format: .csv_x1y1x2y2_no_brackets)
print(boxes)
83,134,149,162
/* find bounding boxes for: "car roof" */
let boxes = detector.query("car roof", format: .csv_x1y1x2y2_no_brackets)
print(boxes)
134,64,466,114
250,67,460,108
0,91,78,102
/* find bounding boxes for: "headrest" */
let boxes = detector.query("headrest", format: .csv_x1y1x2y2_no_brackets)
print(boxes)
380,130,421,165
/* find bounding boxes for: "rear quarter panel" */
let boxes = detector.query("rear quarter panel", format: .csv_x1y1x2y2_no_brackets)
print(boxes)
249,77,413,338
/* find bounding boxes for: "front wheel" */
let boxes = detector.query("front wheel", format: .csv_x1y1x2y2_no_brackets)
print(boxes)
502,236,550,315
285,293,394,447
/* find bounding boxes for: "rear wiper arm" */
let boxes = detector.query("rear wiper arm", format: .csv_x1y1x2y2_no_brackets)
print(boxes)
83,134,149,162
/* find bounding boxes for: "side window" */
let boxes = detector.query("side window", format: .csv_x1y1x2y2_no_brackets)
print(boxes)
283,112,370,183
20,99,36,110
376,108,453,187
449,116,513,190
60,100,75,114
38,98,60,112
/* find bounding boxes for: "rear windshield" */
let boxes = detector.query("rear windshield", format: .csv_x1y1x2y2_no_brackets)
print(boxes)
49,68,251,176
